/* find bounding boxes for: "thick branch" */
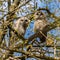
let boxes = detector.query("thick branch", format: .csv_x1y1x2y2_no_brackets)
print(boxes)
1,47,60,60
44,20,60,32
0,0,32,21
37,8,60,19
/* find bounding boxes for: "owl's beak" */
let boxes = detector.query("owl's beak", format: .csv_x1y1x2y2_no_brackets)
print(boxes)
23,19,30,27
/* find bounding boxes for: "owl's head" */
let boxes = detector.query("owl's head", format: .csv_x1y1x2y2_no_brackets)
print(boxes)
14,17,30,31
19,17,30,29
34,11,46,20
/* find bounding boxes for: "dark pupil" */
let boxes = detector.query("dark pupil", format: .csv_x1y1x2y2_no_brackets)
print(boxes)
21,20,23,21
25,20,28,22
40,13,43,15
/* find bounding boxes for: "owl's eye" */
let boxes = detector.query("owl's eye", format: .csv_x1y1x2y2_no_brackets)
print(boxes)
40,12,43,15
25,19,28,22
21,19,23,21
36,13,39,15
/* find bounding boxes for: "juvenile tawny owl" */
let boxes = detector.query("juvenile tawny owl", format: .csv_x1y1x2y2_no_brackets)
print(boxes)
13,17,30,36
34,11,49,43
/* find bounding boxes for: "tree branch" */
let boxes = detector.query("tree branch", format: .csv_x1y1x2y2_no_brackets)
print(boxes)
37,8,60,19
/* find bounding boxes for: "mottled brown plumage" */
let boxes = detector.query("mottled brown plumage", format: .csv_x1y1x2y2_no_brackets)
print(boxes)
13,17,30,36
34,11,49,43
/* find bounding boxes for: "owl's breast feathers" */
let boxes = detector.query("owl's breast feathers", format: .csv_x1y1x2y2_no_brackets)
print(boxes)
34,19,48,32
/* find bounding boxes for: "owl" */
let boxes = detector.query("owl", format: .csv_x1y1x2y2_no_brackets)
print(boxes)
34,11,49,43
13,17,30,36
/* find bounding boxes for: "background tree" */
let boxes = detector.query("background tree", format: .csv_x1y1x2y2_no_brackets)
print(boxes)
0,0,60,60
